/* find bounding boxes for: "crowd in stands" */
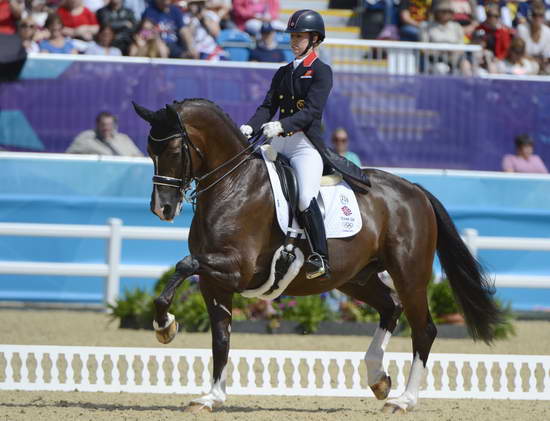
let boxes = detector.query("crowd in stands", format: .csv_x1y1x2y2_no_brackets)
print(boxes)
2,0,550,73
364,0,550,75
0,0,289,61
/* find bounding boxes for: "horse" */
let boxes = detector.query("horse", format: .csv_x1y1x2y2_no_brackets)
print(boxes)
132,99,503,414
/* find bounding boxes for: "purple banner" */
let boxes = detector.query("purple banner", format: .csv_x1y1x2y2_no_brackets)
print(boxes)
1,58,550,171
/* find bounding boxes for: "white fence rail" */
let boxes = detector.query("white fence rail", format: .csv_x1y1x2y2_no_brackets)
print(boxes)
323,38,481,75
0,221,549,308
0,345,548,400
0,218,187,307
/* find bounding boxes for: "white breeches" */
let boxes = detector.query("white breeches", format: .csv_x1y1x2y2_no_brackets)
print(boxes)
271,132,323,212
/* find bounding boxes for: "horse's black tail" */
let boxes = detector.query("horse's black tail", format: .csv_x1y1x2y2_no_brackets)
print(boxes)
416,184,504,344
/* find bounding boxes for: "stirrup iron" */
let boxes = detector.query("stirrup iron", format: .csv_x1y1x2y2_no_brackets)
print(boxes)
305,252,328,279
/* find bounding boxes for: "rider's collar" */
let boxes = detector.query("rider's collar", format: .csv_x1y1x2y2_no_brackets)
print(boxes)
293,50,318,69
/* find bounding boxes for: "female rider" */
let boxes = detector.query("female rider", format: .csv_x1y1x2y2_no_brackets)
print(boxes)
240,10,364,280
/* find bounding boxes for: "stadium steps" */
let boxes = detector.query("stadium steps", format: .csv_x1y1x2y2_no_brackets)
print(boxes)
279,0,361,39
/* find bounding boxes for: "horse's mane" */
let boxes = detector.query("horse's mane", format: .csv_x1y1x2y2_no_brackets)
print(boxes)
177,98,247,145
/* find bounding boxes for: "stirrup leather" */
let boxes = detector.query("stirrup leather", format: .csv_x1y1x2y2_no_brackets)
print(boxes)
305,252,328,279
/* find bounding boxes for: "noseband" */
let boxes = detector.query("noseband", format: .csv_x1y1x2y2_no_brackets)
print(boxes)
149,112,266,207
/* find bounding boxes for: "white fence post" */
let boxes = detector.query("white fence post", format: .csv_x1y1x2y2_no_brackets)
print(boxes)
105,218,122,308
463,228,479,257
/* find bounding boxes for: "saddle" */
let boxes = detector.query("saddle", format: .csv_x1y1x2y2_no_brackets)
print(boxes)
272,152,343,224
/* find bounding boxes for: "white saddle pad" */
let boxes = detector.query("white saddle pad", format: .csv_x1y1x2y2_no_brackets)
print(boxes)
261,146,362,238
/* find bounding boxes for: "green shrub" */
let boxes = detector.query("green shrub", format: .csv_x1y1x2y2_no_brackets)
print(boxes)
279,295,333,334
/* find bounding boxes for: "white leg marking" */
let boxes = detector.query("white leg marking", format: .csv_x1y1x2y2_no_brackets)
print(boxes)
386,353,425,411
190,366,227,410
152,312,175,331
365,327,392,386
213,298,232,317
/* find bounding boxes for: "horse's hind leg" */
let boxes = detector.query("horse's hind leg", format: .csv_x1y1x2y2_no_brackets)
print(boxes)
338,271,402,400
154,255,199,344
382,255,437,414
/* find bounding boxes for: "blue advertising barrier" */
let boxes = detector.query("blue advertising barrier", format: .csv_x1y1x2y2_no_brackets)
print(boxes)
0,155,549,309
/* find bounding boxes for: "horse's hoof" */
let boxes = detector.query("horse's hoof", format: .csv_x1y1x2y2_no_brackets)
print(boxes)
381,402,406,415
155,319,178,344
370,374,392,400
184,402,213,413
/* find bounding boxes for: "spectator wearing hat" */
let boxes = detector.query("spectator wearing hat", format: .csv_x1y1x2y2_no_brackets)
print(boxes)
422,0,472,74
502,134,548,173
249,22,285,62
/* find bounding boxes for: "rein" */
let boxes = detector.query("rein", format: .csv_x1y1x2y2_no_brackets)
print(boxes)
149,115,266,208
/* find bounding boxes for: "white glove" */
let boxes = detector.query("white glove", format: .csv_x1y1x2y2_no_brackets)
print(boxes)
262,121,283,138
240,124,253,139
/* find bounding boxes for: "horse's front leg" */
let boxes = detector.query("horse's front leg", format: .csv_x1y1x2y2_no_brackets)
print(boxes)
153,255,199,344
186,280,233,412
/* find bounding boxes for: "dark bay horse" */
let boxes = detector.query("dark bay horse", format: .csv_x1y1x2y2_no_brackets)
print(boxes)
133,99,503,414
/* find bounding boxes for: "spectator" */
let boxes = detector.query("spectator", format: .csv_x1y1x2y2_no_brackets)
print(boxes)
502,134,548,173
398,0,431,41
470,28,498,74
142,0,195,58
422,1,464,44
183,0,227,60
85,24,122,55
476,0,513,28
249,21,285,62
96,0,136,55
17,16,40,52
66,111,143,156
124,0,145,23
517,1,550,73
232,0,285,37
39,12,78,53
422,0,471,74
128,17,169,57
26,0,51,30
84,0,106,13
206,0,234,29
0,0,24,34
447,0,479,38
57,0,99,41
331,128,361,167
496,36,539,74
475,4,513,60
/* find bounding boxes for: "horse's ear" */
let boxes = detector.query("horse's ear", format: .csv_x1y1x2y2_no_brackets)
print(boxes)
165,103,179,123
132,101,155,123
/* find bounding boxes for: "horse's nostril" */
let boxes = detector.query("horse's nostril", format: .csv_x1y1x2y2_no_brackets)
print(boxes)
162,204,172,219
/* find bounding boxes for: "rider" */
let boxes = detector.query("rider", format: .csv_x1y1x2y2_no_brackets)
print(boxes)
240,9,334,280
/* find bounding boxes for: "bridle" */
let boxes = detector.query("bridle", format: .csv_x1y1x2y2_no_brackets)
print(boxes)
149,111,266,208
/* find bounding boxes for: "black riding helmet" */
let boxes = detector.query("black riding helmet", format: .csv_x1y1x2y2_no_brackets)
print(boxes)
286,9,325,56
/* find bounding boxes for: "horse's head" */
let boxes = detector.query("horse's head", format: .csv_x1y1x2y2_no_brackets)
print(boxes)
133,101,192,222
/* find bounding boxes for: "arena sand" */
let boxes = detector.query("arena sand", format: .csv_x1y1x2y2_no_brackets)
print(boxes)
0,309,549,421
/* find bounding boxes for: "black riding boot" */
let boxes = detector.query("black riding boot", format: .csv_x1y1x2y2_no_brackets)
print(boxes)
298,198,330,279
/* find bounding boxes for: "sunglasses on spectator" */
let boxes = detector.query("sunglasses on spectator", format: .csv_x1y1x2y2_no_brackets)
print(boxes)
333,137,348,143
487,14,500,18
20,23,37,29
532,13,545,17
